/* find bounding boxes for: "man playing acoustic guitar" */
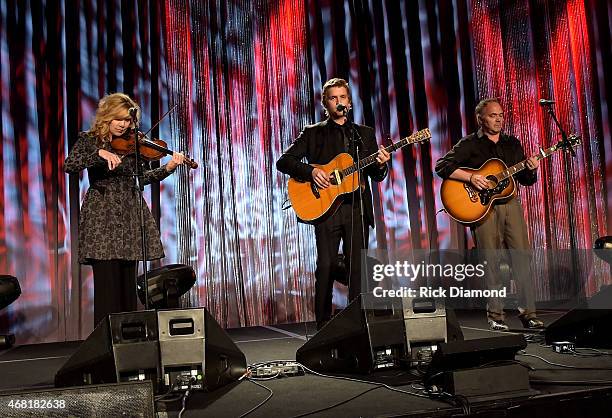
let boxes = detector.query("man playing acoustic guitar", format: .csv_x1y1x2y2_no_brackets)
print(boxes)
276,78,390,330
435,98,544,331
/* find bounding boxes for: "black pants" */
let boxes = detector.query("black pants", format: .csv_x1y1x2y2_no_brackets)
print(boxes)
91,259,137,326
314,203,369,325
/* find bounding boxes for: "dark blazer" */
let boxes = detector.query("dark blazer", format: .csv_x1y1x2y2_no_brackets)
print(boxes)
276,119,387,227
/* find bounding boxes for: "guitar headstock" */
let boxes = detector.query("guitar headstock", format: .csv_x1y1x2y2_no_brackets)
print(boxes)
567,134,581,149
389,128,432,153
409,128,432,143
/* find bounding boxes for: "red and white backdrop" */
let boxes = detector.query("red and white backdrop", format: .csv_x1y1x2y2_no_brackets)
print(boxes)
0,0,609,344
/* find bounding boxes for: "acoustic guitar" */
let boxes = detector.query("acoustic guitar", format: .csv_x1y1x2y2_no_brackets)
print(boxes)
287,128,432,224
440,135,580,224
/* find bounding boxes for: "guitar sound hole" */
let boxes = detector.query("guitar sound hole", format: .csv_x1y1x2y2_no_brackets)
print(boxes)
485,175,498,189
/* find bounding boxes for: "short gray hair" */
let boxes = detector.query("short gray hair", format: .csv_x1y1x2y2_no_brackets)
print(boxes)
475,98,501,121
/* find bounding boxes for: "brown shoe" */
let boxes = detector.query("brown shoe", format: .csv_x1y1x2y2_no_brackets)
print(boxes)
519,316,544,329
488,318,509,331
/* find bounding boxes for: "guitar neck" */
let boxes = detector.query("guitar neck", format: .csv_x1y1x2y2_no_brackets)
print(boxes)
343,128,431,176
498,144,559,180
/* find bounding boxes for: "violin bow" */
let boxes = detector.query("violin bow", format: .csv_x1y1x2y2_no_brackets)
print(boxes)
141,104,178,138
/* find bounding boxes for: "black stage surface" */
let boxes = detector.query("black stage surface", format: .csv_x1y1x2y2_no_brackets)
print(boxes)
2,310,612,417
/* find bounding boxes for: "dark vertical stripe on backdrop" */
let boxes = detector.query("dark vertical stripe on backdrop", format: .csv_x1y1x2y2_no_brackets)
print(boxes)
0,0,608,343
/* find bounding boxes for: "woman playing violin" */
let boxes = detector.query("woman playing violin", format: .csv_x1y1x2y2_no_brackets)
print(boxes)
64,92,185,325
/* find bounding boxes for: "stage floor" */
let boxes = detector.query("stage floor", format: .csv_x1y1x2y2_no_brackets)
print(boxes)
2,310,612,417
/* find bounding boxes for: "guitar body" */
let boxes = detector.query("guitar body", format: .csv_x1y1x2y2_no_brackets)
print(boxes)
440,158,516,224
284,128,433,224
287,153,360,224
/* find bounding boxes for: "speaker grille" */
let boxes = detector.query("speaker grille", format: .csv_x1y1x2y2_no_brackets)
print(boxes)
0,381,154,417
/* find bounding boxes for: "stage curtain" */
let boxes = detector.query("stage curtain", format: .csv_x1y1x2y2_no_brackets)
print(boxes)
0,0,608,343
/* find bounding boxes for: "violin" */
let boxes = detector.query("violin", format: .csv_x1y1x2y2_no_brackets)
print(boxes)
110,131,198,169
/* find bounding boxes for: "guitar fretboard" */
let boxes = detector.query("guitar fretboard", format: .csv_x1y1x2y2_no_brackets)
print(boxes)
342,128,431,176
497,141,567,180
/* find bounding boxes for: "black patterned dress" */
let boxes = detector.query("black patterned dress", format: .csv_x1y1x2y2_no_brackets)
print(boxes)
65,132,174,265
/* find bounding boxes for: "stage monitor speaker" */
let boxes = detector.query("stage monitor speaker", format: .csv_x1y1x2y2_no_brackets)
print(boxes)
296,294,406,373
55,311,160,391
157,307,247,391
545,285,612,348
296,294,463,373
403,297,461,364
0,381,154,417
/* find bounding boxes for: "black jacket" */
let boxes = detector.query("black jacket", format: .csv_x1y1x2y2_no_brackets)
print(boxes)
276,119,388,227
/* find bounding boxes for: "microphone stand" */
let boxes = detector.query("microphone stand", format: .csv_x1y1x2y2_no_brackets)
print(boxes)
542,103,581,297
130,109,150,311
343,108,368,300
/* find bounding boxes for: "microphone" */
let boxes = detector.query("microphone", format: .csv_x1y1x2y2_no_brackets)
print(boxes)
336,104,348,113
128,107,138,118
538,99,555,106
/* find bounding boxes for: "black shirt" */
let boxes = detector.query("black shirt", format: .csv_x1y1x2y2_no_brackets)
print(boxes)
435,130,537,186
276,118,388,226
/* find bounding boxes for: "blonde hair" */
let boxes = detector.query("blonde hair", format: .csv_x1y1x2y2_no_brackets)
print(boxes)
321,78,352,116
87,93,139,145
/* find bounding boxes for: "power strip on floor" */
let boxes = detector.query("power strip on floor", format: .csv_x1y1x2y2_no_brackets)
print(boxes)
251,362,304,378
